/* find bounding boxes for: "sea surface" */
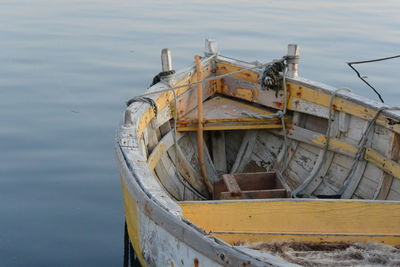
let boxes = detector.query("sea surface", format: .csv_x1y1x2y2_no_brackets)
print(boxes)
0,0,399,266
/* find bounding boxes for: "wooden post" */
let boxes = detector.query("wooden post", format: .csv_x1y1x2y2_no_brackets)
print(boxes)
195,55,212,193
204,39,218,56
161,48,172,71
287,44,300,78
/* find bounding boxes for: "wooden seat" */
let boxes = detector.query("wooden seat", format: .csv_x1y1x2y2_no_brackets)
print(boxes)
213,171,291,200
177,96,288,131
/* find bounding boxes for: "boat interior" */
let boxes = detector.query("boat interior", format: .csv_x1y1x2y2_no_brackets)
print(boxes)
122,43,400,247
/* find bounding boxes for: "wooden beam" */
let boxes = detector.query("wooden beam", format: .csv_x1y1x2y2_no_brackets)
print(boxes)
375,133,400,200
179,199,400,245
147,130,183,170
211,131,227,174
220,189,287,200
215,59,400,134
276,125,400,181
230,130,258,173
222,174,241,195
178,123,283,132
216,61,259,83
195,56,212,194
365,148,400,181
136,57,213,137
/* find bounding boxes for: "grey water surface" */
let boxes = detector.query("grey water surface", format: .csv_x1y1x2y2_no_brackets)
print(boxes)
0,0,399,266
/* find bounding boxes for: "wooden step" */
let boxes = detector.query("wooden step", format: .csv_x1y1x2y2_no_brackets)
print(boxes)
214,171,291,200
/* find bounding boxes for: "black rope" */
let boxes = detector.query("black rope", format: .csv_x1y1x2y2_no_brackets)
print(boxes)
347,54,400,103
150,70,176,87
260,60,285,97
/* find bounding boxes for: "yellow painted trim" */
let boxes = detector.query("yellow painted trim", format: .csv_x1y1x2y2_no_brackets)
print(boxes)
311,135,358,155
215,61,400,133
147,143,167,170
178,117,281,124
177,124,283,132
365,148,400,180
136,64,212,137
179,200,400,245
308,133,400,180
214,233,400,246
121,179,146,266
286,82,400,133
215,61,259,83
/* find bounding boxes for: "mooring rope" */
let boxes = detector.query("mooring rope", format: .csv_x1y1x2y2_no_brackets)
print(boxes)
347,54,400,103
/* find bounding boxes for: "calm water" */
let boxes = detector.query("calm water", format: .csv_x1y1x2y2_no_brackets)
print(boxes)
0,0,399,266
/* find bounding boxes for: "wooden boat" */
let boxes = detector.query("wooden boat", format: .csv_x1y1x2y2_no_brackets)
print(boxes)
116,40,400,266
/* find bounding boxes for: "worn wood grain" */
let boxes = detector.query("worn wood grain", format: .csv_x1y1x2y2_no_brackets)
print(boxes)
211,131,227,174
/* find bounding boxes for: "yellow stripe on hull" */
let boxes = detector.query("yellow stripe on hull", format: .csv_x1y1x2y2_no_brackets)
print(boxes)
121,179,146,266
180,199,400,246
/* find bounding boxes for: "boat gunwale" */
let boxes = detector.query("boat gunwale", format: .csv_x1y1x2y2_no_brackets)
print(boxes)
117,52,400,265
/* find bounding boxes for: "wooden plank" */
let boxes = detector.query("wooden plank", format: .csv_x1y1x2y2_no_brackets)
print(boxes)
211,131,227,174
341,120,371,199
287,82,400,134
178,96,281,124
179,199,400,245
281,125,357,157
194,55,210,194
230,130,258,173
215,61,259,83
215,59,400,134
188,132,219,183
221,174,241,194
375,133,400,199
136,58,213,137
365,148,400,181
147,130,183,170
276,125,400,183
213,232,400,246
219,76,283,110
220,189,287,200
177,123,283,131
167,145,210,198
295,113,340,196
341,161,368,199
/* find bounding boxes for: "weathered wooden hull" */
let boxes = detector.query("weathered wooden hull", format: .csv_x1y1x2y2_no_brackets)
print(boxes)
116,44,400,266
116,138,274,267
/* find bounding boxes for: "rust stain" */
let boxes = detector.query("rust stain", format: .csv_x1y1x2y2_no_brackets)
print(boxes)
294,100,300,106
194,258,199,267
273,101,283,109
